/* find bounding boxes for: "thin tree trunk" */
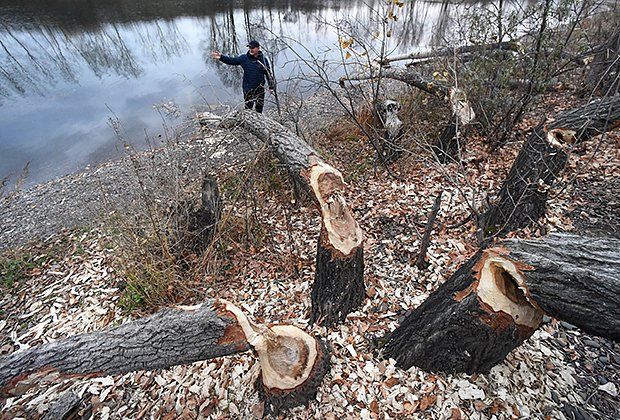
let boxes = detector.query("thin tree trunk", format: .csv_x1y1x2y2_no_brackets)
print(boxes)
378,41,519,66
416,192,443,269
383,234,619,373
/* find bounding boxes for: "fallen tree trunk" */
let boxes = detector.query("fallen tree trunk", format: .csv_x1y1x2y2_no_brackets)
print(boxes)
378,41,519,66
340,67,447,97
501,234,620,340
383,233,620,373
0,299,329,414
480,95,620,238
222,111,365,327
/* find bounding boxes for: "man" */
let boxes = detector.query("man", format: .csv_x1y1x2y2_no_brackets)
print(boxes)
211,40,274,113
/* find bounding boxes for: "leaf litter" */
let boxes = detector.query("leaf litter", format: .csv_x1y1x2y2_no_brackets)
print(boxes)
1,87,619,419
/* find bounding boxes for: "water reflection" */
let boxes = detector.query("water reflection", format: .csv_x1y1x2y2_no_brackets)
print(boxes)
0,0,490,186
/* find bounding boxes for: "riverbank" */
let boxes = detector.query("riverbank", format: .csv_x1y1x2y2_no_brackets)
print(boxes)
0,87,351,253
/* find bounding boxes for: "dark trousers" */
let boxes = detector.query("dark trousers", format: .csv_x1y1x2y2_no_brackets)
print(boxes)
244,86,265,113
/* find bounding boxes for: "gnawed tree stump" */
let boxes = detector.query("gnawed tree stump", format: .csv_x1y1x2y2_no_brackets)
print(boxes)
222,111,365,327
384,233,619,373
0,299,329,414
375,99,404,162
480,95,620,238
341,68,475,163
171,174,221,256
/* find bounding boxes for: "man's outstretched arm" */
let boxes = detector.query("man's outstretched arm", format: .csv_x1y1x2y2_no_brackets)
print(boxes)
211,51,241,65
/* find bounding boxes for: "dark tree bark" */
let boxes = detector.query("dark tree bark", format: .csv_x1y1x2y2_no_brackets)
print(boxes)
189,174,221,252
43,390,87,420
480,95,620,238
384,250,542,374
0,299,329,414
222,111,365,327
311,236,365,326
171,174,221,256
502,234,620,340
383,234,619,373
588,28,620,94
432,115,459,163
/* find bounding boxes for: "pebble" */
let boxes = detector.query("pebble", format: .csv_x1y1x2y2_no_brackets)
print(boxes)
583,339,601,348
561,321,577,330
551,390,560,404
597,375,608,385
598,356,608,364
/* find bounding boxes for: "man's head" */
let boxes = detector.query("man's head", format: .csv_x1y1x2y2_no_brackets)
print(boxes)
247,40,260,56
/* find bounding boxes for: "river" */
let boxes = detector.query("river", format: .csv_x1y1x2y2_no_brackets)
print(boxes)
0,0,488,187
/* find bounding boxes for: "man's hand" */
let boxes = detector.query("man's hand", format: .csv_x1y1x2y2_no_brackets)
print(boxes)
211,51,222,60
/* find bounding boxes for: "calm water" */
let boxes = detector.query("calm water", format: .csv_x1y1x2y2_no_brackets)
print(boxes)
0,0,478,186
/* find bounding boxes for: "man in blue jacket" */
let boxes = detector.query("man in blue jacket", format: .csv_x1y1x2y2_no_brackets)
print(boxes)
211,40,274,113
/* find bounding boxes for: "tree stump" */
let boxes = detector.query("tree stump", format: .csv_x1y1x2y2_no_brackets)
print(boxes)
223,111,365,327
480,95,620,238
384,233,619,373
375,99,404,162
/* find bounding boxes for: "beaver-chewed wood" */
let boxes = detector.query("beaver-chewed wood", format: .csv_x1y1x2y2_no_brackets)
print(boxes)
480,95,620,238
383,250,543,374
384,233,620,373
0,299,329,413
223,111,365,327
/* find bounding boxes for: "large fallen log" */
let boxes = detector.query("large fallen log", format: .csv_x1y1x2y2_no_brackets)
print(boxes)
221,111,365,327
0,299,329,414
480,95,620,238
375,99,404,162
383,233,620,374
377,41,519,66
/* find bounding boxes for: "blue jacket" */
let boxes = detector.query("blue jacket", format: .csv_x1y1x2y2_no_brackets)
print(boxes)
219,51,274,93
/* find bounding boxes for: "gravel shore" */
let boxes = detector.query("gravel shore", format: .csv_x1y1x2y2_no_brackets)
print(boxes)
0,87,353,253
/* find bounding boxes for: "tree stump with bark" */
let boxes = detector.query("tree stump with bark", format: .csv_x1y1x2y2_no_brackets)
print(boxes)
341,68,475,163
480,95,620,238
375,99,404,162
222,111,365,327
383,233,620,373
0,299,329,415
